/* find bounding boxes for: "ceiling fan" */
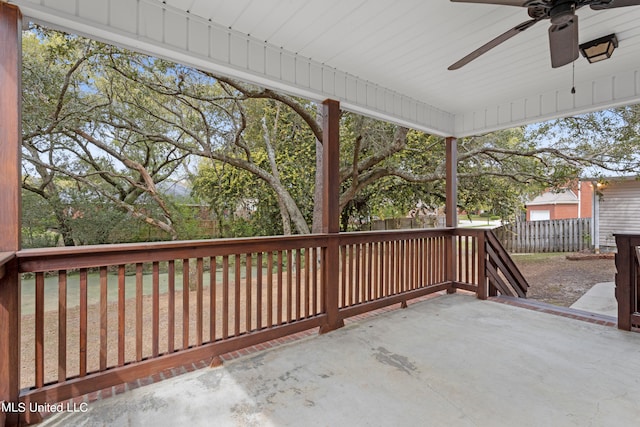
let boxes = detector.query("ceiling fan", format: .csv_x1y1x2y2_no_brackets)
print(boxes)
448,0,640,70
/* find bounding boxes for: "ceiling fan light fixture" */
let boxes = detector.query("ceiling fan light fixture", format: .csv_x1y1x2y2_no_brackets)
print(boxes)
579,33,618,63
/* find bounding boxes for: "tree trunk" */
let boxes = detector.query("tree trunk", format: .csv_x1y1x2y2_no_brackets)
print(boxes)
276,195,292,235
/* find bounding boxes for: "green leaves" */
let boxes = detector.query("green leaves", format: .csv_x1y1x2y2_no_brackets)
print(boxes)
23,25,640,247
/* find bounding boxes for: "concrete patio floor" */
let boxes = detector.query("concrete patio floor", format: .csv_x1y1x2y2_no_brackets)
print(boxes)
42,294,640,426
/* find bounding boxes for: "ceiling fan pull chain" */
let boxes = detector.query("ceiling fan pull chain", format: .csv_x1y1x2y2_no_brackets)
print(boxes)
571,53,576,94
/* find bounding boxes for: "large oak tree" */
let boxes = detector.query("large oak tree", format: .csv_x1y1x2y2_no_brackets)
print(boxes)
21,26,640,244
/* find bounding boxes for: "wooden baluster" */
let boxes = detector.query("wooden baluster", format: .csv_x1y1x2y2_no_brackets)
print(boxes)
416,239,422,289
168,260,175,352
35,272,44,387
355,244,361,304
376,241,381,296
235,254,241,335
287,249,293,323
391,241,397,295
197,258,203,345
409,239,415,290
58,271,67,383
80,269,88,375
267,252,273,327
398,240,409,293
312,247,319,314
478,232,488,300
469,236,475,285
458,235,463,283
295,249,301,320
182,259,190,349
136,264,143,361
246,253,252,332
386,241,392,296
277,251,283,325
222,256,229,339
209,257,216,341
340,246,346,307
348,245,354,305
428,238,434,285
398,240,404,293
366,243,373,301
256,253,263,329
304,248,310,317
437,237,441,283
118,265,125,365
152,262,160,356
384,241,389,294
100,267,108,371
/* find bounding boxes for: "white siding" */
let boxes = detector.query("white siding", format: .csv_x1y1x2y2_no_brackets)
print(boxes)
598,180,640,249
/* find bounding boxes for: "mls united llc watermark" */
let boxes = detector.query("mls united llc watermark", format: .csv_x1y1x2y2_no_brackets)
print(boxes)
2,400,89,413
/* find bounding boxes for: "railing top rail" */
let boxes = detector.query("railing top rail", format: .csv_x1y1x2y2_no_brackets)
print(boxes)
17,234,330,257
453,228,490,237
16,228,457,273
339,227,454,244
614,234,640,247
17,234,332,273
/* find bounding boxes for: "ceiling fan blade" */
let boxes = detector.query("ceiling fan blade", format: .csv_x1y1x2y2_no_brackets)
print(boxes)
450,0,530,5
591,0,640,10
549,16,579,68
448,18,540,70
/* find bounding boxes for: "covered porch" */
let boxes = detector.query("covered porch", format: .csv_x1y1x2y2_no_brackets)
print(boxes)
2,1,640,425
41,294,640,426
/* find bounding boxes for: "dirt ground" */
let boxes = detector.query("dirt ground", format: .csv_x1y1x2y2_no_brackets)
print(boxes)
511,252,617,307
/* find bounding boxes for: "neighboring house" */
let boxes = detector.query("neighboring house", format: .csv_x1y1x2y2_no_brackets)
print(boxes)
593,177,640,252
525,181,593,221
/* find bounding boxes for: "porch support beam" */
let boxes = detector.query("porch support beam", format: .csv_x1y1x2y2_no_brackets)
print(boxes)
445,137,458,293
320,99,344,333
445,137,457,228
0,4,22,426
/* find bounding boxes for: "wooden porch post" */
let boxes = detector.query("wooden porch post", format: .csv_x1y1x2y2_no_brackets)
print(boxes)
0,3,22,426
445,137,457,293
615,234,633,331
319,99,344,333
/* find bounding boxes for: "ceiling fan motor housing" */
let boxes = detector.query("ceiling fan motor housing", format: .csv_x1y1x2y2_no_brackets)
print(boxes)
550,0,577,24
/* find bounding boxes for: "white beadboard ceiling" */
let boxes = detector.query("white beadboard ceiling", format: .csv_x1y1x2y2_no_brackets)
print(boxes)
9,0,640,137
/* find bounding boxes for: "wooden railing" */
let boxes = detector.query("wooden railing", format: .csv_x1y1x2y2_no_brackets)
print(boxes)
615,234,640,330
15,235,329,418
485,230,529,298
453,230,486,297
338,231,450,318
0,228,520,424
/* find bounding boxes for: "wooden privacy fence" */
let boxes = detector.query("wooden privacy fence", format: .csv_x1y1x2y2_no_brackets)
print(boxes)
0,227,531,425
494,218,591,253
